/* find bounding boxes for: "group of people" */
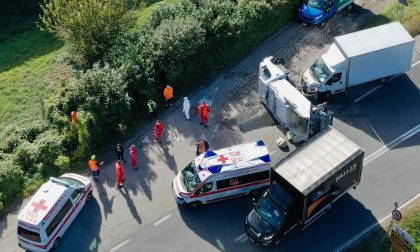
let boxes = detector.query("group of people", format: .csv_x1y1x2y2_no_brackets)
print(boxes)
89,143,138,188
89,84,212,187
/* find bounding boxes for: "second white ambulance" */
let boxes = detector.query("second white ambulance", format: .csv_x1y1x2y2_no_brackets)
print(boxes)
172,140,271,208
17,173,92,252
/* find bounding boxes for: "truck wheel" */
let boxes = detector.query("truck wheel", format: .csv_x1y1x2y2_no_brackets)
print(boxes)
86,192,93,202
319,21,326,29
273,57,285,65
52,237,61,250
188,201,202,209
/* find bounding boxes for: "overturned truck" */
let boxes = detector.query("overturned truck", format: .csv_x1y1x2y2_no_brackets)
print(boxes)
258,56,333,143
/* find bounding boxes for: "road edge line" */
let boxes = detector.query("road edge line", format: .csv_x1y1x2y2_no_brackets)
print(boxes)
110,239,130,252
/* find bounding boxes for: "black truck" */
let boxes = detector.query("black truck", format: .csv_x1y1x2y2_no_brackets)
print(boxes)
245,127,364,246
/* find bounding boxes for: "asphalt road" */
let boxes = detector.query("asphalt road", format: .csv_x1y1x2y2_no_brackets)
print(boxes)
1,0,420,251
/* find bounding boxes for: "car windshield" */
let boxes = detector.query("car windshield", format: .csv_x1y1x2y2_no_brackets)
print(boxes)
260,66,271,81
256,197,286,229
268,182,295,209
181,161,202,192
310,58,331,83
306,0,327,10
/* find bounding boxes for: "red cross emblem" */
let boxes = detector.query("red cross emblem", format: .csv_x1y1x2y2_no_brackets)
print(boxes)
217,155,229,163
31,199,47,213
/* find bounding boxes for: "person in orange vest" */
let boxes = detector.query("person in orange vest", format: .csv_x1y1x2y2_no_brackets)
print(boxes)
163,85,174,107
71,111,78,125
202,102,210,128
154,120,165,143
129,145,138,170
115,160,125,188
88,155,104,180
197,102,204,125
196,139,209,156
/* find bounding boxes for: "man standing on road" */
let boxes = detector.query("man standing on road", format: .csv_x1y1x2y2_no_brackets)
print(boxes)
147,99,157,121
183,97,191,120
130,145,138,170
116,143,126,163
89,155,104,180
202,102,210,128
154,120,165,143
163,85,174,107
196,138,209,156
197,102,204,125
115,160,125,188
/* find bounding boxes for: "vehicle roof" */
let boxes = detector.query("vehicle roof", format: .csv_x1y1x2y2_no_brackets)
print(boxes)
260,56,289,83
335,22,414,58
196,141,270,181
274,127,363,195
323,43,346,70
18,177,74,226
269,79,312,119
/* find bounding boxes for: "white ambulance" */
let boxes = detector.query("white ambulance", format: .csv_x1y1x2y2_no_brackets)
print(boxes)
172,140,271,208
17,173,93,252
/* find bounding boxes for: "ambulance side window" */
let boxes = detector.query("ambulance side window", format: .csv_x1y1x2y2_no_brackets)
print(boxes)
71,188,84,202
197,182,213,194
46,199,73,237
217,176,242,189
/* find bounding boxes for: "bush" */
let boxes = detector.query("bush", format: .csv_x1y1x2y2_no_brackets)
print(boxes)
0,160,24,206
39,0,138,67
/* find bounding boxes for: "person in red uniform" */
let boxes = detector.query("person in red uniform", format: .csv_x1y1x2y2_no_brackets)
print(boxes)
130,145,138,170
197,102,204,125
115,160,125,188
154,120,165,143
202,102,210,128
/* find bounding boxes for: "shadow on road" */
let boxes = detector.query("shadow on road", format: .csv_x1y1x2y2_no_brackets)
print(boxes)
57,197,102,252
118,186,142,224
178,193,384,252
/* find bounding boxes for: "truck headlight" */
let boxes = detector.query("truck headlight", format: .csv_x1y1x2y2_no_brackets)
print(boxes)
263,234,274,241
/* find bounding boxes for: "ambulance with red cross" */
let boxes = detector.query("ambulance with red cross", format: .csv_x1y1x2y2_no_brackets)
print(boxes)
17,173,93,251
172,140,271,208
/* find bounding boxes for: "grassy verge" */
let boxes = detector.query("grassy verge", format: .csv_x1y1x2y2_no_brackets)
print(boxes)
348,199,420,251
362,0,420,36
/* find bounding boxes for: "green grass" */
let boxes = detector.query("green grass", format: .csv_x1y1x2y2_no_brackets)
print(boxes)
362,0,420,36
0,26,72,137
134,0,178,29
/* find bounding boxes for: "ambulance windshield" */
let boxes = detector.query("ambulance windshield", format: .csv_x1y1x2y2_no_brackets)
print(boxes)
181,161,201,192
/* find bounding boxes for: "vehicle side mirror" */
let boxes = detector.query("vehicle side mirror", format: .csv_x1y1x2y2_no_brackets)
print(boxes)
326,8,330,12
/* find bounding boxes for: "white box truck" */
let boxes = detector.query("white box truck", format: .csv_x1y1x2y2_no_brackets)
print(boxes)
258,56,333,143
245,127,364,246
301,22,415,99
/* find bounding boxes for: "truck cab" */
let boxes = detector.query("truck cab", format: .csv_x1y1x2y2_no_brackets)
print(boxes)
302,43,347,98
299,0,354,28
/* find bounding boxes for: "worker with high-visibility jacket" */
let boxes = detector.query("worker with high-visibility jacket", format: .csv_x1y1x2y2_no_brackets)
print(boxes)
89,155,103,180
163,85,174,107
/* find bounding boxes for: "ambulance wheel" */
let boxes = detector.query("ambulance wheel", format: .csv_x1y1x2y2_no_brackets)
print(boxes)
86,192,93,202
188,201,202,208
52,237,60,250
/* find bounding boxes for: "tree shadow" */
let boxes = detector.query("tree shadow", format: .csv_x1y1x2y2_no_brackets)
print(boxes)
93,179,115,220
57,197,102,252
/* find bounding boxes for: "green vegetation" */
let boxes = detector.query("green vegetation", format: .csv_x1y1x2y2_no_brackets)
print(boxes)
349,204,420,251
0,0,298,216
362,0,420,36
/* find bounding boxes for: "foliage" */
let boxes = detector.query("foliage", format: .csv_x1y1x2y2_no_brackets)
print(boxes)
39,0,138,66
0,160,24,210
362,0,420,36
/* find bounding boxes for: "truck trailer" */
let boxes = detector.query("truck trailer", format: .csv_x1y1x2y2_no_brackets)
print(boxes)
245,127,364,246
301,22,414,99
258,56,333,143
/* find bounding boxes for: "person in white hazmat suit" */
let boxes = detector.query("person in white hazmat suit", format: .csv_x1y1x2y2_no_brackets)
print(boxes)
183,97,190,120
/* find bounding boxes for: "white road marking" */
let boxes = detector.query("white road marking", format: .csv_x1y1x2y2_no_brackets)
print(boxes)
269,150,277,155
412,59,420,68
334,192,420,252
240,237,249,242
216,238,225,251
386,74,400,83
364,123,420,165
368,123,384,145
354,85,382,103
234,233,247,242
154,214,172,226
110,239,130,252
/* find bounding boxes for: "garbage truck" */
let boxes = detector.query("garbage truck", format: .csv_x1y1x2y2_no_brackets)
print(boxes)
299,0,355,28
301,22,415,99
244,127,364,246
258,56,333,143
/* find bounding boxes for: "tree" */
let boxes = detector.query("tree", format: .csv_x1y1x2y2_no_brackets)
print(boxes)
39,0,137,67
